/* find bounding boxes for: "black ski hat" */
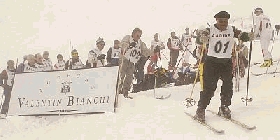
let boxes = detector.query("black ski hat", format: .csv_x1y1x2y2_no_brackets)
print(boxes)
214,11,230,19
254,7,263,13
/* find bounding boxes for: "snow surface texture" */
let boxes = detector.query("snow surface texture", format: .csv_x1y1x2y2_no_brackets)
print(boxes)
1,40,280,140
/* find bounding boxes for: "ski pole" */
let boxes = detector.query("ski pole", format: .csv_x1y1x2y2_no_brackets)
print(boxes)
273,60,280,77
241,27,254,106
233,43,240,92
184,40,206,108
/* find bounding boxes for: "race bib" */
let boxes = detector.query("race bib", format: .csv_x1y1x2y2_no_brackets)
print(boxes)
111,48,121,58
124,42,141,63
24,64,37,73
6,70,15,86
170,38,180,50
182,34,192,47
207,26,235,58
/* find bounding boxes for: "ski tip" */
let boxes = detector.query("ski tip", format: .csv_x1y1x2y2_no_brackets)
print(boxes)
247,126,257,130
156,94,171,100
217,130,225,135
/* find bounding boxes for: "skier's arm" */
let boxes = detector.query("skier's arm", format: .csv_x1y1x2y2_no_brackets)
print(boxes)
120,35,130,55
160,41,165,49
106,48,112,63
150,41,155,51
167,38,171,49
254,16,261,36
65,60,70,70
141,42,153,58
181,34,184,44
272,30,275,40
0,70,7,87
233,27,254,42
0,70,5,86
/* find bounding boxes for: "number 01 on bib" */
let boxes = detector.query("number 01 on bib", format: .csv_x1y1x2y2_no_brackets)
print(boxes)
208,26,235,59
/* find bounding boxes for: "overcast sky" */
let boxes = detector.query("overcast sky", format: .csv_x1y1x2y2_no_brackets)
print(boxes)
0,0,278,68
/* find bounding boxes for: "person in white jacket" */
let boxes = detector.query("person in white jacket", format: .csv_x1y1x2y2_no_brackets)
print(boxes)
254,7,273,67
42,51,53,71
24,54,38,73
34,53,45,72
54,54,66,71
87,37,106,68
181,27,193,65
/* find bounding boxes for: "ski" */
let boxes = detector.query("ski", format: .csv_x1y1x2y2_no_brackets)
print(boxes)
184,112,225,134
156,83,174,89
251,71,280,76
124,95,133,99
207,110,256,130
250,60,278,67
155,93,171,100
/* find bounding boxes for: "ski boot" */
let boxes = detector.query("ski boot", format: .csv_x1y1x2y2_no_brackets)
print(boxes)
269,58,273,65
118,89,123,94
123,91,133,99
218,105,231,119
194,107,205,122
260,59,273,67
0,113,7,119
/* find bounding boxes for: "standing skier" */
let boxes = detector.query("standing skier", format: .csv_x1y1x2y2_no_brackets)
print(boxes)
254,8,273,67
167,31,181,67
181,27,193,65
194,11,253,122
117,28,152,99
151,33,165,64
106,40,121,66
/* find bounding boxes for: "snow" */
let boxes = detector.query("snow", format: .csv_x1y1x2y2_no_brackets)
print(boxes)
1,40,280,140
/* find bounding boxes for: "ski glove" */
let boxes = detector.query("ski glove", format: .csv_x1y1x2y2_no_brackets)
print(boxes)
200,35,209,44
129,42,137,48
239,32,254,42
97,54,106,60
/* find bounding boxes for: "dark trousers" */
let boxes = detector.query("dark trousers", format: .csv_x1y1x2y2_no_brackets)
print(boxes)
170,50,179,67
198,56,233,109
1,87,12,114
135,56,148,83
111,58,119,66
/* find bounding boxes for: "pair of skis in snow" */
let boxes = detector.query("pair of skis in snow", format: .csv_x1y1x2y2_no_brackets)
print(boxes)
185,110,256,134
250,60,280,76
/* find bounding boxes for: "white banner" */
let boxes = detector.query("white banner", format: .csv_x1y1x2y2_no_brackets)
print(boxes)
8,66,119,116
